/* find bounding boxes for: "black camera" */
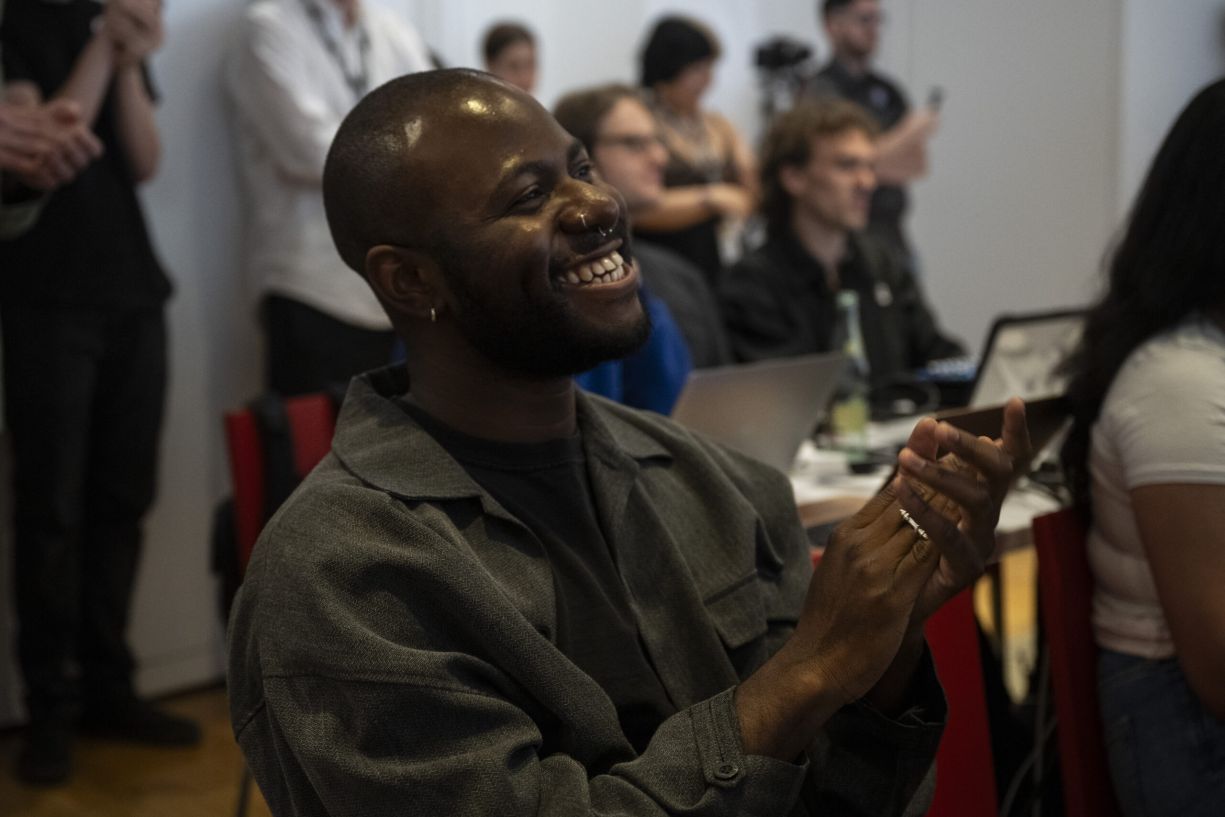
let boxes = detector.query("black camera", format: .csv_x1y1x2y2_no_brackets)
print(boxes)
755,37,812,71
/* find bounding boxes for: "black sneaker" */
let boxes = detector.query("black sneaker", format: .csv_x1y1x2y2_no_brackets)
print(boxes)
16,718,73,786
79,696,202,747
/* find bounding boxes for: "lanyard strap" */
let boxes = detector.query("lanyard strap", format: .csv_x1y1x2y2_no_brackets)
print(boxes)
302,0,370,100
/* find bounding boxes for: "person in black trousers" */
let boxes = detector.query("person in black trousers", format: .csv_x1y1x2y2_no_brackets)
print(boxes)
1,0,198,786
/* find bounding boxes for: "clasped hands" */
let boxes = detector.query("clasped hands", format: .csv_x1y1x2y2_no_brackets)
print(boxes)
0,87,102,193
99,0,165,69
737,398,1030,760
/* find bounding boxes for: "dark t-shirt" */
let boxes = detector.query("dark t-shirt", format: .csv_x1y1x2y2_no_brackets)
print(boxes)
633,130,737,287
0,0,170,309
399,400,676,762
719,231,963,381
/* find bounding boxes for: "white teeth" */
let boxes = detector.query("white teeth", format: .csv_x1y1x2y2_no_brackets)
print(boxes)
561,253,629,286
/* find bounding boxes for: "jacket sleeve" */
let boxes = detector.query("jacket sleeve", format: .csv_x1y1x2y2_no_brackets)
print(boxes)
719,256,809,363
232,448,943,817
247,676,810,817
231,484,809,817
697,438,946,816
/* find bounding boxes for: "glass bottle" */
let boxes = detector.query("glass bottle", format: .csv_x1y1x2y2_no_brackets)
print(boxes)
830,290,871,468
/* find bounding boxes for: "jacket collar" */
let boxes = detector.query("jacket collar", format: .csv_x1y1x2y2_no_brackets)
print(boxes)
332,365,672,509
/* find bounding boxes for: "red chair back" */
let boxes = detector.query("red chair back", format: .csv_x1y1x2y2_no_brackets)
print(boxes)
1032,508,1122,817
926,589,998,816
223,393,338,574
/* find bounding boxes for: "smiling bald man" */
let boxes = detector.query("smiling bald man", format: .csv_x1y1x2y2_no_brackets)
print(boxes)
227,69,1030,817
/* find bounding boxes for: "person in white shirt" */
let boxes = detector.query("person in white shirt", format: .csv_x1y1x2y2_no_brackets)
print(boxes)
1062,78,1225,817
226,0,432,395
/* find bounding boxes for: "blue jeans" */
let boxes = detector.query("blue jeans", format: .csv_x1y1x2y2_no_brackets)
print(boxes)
1098,649,1225,817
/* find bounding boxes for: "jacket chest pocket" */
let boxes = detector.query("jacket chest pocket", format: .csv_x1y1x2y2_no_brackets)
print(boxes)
704,573,770,674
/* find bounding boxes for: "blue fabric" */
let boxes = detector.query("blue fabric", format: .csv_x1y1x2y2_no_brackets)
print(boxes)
1097,648,1225,817
576,290,692,415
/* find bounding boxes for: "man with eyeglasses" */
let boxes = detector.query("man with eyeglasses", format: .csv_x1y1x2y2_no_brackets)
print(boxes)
811,0,938,262
555,84,732,368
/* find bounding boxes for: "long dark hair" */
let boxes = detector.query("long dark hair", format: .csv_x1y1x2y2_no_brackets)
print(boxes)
1062,77,1225,506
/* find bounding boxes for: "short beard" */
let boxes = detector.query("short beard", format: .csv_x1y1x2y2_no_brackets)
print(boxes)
448,273,652,379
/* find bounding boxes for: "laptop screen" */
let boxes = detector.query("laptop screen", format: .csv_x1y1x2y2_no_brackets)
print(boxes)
970,309,1085,407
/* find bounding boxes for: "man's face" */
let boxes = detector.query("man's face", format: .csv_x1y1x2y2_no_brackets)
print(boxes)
825,0,883,61
406,82,648,378
590,97,668,213
783,128,877,232
487,41,538,95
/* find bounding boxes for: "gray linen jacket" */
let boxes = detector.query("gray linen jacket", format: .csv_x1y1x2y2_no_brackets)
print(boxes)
228,366,944,816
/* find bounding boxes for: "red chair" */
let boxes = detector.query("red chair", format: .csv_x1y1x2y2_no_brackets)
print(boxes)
1032,508,1123,817
811,549,998,816
223,392,338,574
926,589,998,816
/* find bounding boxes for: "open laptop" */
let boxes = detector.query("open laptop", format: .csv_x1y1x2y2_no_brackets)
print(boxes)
969,309,1085,407
670,352,846,472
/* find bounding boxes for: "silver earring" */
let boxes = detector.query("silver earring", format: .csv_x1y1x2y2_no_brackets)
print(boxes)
430,307,437,323
597,226,611,238
579,213,588,230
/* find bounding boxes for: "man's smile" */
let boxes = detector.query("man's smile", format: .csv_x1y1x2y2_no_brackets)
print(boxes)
560,249,631,287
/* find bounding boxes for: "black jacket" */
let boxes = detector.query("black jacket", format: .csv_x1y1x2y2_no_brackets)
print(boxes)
719,231,962,385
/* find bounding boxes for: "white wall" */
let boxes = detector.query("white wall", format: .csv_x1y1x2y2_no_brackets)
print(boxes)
1117,0,1225,214
4,0,1223,724
901,0,1123,357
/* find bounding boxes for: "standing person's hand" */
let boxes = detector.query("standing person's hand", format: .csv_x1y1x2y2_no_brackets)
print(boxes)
0,97,103,191
705,182,755,221
104,0,165,68
875,111,939,183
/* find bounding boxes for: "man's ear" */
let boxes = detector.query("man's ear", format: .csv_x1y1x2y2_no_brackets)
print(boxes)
365,245,444,322
779,163,809,200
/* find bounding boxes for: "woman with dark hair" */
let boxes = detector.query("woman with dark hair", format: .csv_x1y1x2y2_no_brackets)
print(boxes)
482,21,536,95
633,15,756,285
1062,78,1225,816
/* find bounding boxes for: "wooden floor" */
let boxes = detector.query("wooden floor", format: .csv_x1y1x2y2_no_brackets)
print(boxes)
0,687,271,817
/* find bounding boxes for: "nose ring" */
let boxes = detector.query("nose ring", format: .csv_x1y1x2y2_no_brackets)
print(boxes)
580,212,612,238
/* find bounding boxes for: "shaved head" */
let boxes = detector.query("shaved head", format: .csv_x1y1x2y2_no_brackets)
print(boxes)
323,68,521,274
